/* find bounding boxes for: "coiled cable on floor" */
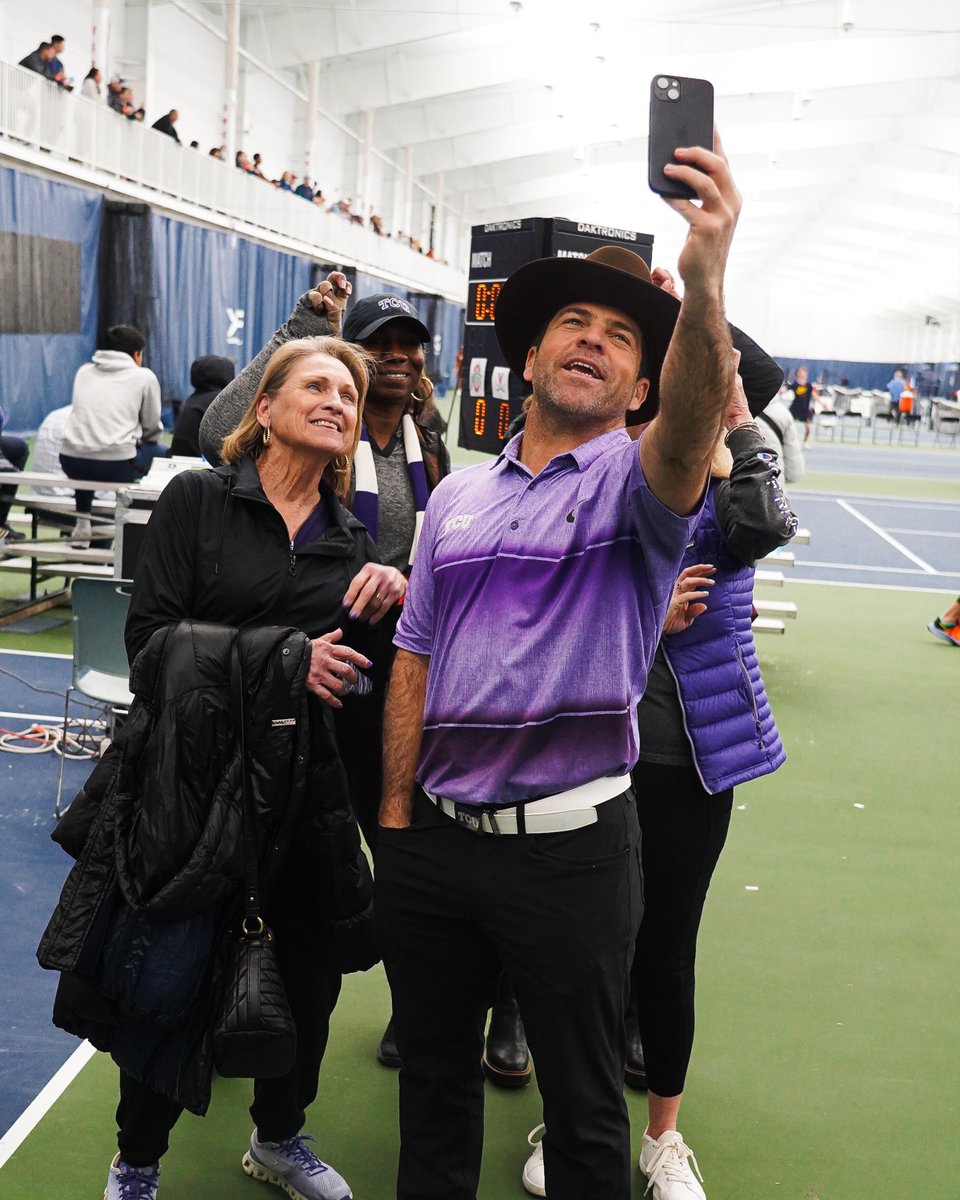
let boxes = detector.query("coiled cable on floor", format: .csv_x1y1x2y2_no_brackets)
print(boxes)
0,717,108,758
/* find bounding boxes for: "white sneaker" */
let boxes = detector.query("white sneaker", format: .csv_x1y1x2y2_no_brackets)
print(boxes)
638,1129,705,1200
521,1123,546,1197
70,517,92,549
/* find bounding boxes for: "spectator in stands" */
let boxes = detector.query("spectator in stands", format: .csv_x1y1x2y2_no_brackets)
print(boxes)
81,67,102,100
277,171,295,191
107,76,125,111
0,403,28,543
117,86,145,122
19,41,55,78
250,152,266,178
189,139,199,149
170,356,236,458
886,369,905,417
208,145,224,159
151,109,180,142
235,149,252,171
48,35,72,90
370,213,385,236
928,597,960,648
788,364,815,442
60,324,167,549
295,177,315,201
312,190,327,208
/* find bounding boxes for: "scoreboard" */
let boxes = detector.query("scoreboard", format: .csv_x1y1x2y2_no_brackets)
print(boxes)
458,217,654,454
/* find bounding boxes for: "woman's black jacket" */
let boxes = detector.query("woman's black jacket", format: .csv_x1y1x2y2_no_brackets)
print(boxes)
38,620,377,1114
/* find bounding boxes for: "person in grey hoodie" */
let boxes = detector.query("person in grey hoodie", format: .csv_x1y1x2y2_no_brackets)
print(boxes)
60,324,166,547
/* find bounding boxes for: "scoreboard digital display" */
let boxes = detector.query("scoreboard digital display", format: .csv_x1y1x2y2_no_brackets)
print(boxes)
458,218,655,454
465,279,505,325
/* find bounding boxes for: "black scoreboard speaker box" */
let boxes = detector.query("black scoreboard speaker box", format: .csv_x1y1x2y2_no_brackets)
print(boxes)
458,217,654,454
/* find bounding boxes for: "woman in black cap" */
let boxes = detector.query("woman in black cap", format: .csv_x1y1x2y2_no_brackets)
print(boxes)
199,276,451,1068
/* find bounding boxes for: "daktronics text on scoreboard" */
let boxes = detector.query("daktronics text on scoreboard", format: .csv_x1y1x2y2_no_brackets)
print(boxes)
459,217,654,454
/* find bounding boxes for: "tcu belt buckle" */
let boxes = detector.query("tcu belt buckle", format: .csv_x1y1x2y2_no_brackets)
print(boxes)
454,804,482,833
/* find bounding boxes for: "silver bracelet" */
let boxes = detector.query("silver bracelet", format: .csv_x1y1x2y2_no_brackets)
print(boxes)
724,420,760,445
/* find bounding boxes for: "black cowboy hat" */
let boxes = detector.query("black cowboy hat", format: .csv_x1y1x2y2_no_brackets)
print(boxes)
494,246,679,418
494,245,782,420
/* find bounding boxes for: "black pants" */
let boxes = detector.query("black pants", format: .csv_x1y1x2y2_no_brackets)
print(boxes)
628,761,733,1098
376,787,642,1200
0,434,28,526
116,873,342,1167
60,445,168,514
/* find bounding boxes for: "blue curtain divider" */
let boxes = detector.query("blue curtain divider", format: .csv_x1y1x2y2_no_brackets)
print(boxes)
149,215,315,405
0,165,101,431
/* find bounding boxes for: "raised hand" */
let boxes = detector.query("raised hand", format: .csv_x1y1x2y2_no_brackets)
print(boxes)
308,271,352,335
661,127,742,296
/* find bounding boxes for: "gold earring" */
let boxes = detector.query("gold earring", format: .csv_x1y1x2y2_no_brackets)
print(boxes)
263,426,271,445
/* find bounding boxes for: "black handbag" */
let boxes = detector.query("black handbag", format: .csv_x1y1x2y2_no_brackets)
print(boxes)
213,649,297,1079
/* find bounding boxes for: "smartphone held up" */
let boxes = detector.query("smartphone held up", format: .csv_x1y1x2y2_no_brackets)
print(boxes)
648,75,714,200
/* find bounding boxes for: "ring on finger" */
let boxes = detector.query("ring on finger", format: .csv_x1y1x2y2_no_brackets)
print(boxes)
374,592,383,604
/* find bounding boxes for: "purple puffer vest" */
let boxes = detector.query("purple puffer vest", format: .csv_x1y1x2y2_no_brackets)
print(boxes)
661,484,786,794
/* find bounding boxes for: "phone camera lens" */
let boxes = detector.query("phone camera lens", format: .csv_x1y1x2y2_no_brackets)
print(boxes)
667,87,680,100
656,76,670,89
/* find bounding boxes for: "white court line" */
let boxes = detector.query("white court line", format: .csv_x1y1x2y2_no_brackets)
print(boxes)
0,1042,97,1169
796,560,958,577
0,648,71,660
836,500,937,573
790,578,959,595
0,709,64,723
792,493,960,510
884,528,960,539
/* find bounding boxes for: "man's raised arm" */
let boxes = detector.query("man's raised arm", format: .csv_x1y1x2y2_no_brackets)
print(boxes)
640,129,742,515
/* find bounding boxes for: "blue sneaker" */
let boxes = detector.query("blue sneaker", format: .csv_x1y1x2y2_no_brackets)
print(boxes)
242,1131,352,1200
104,1153,160,1199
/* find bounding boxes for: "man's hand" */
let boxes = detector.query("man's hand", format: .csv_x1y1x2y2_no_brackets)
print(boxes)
661,128,741,297
308,271,352,335
662,564,715,635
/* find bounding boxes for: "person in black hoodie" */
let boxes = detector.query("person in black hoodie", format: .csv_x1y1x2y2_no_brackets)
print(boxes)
170,355,235,457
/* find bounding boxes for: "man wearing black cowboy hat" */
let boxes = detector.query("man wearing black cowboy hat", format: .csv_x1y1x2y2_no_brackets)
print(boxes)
377,133,744,1200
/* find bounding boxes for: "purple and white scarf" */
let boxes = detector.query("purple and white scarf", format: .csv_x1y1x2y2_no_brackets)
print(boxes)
352,413,429,568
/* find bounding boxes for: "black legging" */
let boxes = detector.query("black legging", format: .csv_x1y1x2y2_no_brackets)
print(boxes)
0,434,29,526
628,760,733,1099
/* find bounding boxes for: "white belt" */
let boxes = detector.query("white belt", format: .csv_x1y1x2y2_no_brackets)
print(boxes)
424,774,631,836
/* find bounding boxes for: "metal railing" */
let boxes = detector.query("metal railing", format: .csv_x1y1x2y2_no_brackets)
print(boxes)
0,60,468,303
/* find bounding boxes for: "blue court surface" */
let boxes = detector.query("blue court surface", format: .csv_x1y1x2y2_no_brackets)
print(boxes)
787,491,959,591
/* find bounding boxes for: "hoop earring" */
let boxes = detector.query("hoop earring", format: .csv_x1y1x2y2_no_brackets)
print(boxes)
263,425,271,446
333,453,349,473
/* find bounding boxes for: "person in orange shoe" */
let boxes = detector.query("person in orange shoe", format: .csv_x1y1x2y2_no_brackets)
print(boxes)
928,596,960,647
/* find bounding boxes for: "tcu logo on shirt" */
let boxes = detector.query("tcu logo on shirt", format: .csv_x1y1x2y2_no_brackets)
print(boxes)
443,513,475,535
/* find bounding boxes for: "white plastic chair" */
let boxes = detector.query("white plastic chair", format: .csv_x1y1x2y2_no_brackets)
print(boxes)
55,577,134,816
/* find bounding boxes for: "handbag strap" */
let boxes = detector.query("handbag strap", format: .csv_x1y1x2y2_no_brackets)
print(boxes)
231,644,262,936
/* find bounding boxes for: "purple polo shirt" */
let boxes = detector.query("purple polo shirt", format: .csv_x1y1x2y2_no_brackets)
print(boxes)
394,428,701,806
